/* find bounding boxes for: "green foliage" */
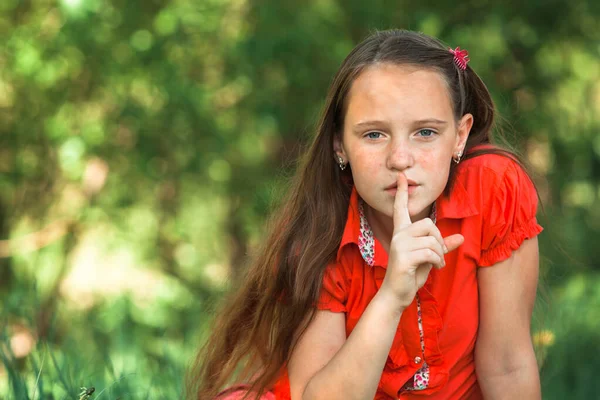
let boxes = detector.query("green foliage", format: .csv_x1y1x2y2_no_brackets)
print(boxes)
1,0,599,398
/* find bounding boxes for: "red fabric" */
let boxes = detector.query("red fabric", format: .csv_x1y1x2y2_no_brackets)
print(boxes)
272,150,542,400
215,385,276,400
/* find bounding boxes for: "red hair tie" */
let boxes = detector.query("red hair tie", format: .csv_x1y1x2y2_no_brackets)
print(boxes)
449,47,469,70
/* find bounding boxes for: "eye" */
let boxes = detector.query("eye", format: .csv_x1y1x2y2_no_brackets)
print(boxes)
417,129,436,137
365,131,383,139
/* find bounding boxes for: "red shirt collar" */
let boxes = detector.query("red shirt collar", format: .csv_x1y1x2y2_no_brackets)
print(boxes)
436,171,479,220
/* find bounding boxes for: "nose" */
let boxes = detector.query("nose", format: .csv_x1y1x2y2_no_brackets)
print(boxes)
386,137,415,171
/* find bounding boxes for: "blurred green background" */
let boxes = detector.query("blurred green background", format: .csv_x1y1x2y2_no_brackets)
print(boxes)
1,0,599,399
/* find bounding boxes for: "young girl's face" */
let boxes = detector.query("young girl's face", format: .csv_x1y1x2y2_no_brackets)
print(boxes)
335,63,472,222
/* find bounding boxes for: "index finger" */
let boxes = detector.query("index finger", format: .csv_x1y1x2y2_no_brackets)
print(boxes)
393,172,412,229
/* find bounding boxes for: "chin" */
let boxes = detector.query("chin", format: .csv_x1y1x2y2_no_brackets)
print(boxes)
409,203,432,221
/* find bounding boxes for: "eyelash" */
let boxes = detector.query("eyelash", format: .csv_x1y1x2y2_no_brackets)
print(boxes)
363,129,438,140
417,129,437,138
365,131,383,139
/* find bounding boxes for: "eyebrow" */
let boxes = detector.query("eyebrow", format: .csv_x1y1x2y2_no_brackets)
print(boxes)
353,120,389,129
353,118,449,129
412,118,448,125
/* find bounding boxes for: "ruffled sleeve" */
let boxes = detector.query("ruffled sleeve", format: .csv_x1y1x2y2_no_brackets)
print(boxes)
479,161,543,267
316,262,349,313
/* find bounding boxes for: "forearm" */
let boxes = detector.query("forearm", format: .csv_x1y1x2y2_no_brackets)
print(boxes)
303,291,404,400
476,349,541,399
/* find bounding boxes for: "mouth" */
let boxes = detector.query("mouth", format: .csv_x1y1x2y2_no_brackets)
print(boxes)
385,180,419,192
385,177,420,196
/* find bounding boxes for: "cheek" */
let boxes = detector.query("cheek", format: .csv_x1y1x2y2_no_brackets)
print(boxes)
416,148,452,184
350,147,384,172
417,147,450,169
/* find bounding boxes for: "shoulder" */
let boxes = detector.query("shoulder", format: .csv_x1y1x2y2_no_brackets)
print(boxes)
457,148,525,181
449,147,543,266
452,147,539,223
455,147,535,199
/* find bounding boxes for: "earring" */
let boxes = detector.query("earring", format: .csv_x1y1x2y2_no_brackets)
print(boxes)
337,156,347,170
453,151,462,164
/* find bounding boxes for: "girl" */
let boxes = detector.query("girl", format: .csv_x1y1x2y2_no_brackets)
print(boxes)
187,29,543,400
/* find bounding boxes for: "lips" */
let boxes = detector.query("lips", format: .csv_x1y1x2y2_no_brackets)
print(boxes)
385,180,418,190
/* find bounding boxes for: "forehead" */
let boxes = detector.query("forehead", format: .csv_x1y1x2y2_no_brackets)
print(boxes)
344,63,454,124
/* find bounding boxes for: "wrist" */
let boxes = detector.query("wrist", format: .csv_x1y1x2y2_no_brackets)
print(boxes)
373,288,408,318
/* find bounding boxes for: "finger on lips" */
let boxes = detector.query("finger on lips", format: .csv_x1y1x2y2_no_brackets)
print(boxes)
393,173,412,229
391,172,462,271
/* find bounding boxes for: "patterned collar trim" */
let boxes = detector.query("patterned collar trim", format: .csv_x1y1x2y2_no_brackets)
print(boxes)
357,199,437,267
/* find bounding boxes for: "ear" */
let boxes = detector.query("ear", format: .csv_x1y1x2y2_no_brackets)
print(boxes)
333,133,348,163
454,113,473,155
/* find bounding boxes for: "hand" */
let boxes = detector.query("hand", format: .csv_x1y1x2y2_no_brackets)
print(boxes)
379,173,464,309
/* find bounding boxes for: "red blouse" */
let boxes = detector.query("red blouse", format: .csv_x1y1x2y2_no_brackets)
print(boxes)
272,151,543,399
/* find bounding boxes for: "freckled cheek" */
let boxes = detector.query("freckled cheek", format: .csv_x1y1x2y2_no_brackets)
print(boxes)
418,158,447,172
415,147,451,169
349,148,383,173
415,151,451,187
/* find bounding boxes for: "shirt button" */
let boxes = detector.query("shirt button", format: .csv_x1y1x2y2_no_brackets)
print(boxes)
414,356,422,364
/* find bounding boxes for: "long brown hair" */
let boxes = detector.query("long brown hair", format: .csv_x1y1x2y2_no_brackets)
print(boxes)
186,29,529,400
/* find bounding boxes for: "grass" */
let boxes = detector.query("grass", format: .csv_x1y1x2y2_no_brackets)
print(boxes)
1,273,599,399
0,282,212,400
